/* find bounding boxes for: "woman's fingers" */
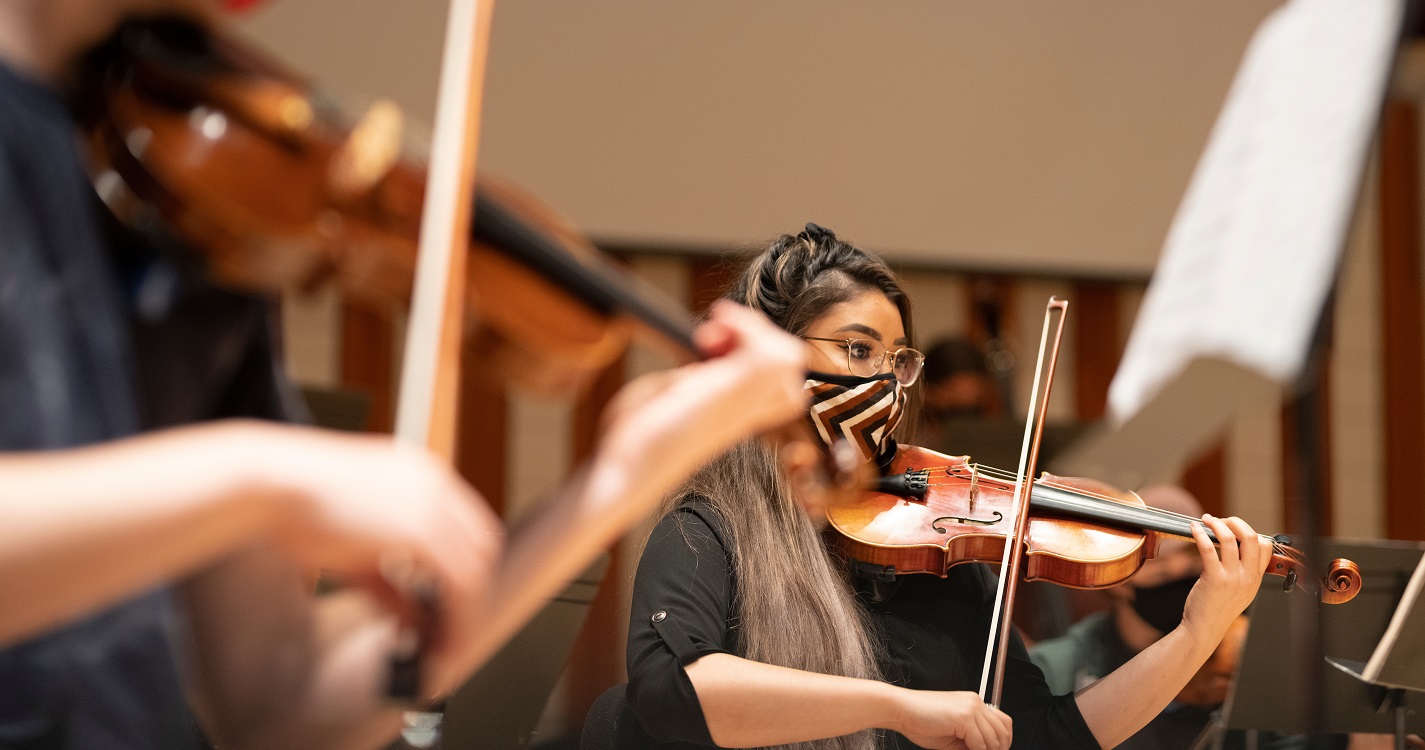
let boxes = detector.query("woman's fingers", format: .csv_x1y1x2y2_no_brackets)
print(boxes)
1224,515,1268,575
989,706,1013,749
1203,514,1238,575
971,708,1004,750
961,717,988,750
1189,520,1221,578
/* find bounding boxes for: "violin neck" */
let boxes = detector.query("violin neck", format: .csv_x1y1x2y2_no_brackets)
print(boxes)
1030,482,1231,545
471,189,700,355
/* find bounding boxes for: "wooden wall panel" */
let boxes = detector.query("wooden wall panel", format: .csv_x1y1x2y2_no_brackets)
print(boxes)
563,360,628,724
1181,446,1228,520
1071,281,1120,421
1379,98,1425,541
1278,365,1334,537
340,305,394,432
688,254,747,313
964,276,1015,348
453,359,508,514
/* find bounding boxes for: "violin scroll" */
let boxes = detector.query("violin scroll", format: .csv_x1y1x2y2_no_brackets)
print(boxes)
1320,557,1363,605
1268,545,1361,604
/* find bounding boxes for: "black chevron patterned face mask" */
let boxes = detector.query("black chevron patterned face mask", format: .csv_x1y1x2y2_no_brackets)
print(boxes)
804,371,905,463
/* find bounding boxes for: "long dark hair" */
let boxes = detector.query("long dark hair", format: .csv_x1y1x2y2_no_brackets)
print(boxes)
670,224,915,750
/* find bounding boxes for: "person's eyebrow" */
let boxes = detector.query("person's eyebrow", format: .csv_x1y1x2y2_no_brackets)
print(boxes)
834,323,884,341
834,325,906,346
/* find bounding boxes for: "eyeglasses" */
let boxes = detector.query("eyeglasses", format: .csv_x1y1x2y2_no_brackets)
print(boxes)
803,337,925,386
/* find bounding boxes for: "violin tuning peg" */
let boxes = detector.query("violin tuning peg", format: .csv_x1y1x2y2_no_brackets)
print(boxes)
329,99,404,198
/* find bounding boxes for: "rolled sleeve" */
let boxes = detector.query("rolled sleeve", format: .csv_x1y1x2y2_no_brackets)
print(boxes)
625,505,735,745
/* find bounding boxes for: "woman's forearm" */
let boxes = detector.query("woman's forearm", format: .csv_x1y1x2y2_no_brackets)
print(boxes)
683,652,901,748
0,423,279,645
1074,624,1218,748
1079,516,1271,748
440,426,687,690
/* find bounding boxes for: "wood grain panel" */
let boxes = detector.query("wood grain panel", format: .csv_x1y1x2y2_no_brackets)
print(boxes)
340,304,394,432
1379,98,1425,541
1181,445,1228,520
688,253,747,314
1278,363,1334,537
453,358,507,515
1071,281,1120,421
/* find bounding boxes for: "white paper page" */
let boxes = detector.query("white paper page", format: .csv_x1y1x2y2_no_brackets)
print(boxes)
1107,0,1403,427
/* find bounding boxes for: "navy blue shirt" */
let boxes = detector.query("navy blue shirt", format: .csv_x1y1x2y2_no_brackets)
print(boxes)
0,59,201,749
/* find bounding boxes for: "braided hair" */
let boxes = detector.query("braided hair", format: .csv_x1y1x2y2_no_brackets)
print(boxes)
729,223,916,347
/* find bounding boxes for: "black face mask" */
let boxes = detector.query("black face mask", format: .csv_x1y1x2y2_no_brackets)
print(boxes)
1130,576,1197,634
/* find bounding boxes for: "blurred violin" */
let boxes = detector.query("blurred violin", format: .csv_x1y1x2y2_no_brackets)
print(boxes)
76,14,863,701
829,445,1363,604
76,16,858,485
79,17,659,394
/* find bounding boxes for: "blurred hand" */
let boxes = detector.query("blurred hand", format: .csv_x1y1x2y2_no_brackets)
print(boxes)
236,423,502,653
1181,515,1271,646
599,300,806,494
890,689,1012,750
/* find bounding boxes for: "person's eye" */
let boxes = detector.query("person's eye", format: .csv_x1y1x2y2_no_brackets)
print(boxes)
847,341,877,361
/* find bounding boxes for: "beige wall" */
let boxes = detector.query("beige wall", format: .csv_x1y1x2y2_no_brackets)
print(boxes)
240,1,1282,275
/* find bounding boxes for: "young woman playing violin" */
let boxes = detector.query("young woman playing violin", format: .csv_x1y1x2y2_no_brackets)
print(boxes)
0,1,808,748
624,224,1271,750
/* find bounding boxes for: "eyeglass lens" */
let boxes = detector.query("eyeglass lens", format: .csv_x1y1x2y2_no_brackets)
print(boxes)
844,339,923,385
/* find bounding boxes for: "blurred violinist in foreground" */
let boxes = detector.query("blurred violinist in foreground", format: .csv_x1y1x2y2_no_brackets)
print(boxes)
0,1,808,748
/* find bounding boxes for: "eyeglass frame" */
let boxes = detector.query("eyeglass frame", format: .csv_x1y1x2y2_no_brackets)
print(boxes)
801,336,925,386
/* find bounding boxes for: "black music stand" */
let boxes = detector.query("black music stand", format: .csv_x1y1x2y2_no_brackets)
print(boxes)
1325,548,1425,750
1189,540,1425,749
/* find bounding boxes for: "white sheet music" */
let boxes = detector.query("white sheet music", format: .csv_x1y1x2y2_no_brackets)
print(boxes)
1063,0,1404,484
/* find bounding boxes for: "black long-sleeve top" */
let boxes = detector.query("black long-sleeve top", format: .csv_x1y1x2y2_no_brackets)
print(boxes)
625,500,1100,750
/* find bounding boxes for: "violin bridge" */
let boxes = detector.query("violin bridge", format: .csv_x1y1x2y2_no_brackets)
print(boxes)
968,465,980,512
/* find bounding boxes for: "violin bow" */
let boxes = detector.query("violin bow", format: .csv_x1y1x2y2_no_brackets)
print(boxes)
390,0,496,698
978,297,1069,707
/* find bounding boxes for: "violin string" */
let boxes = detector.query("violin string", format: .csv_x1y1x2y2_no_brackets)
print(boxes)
906,464,1292,558
917,463,1262,529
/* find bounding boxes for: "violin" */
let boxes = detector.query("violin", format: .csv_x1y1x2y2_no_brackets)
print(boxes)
77,13,862,700
77,15,856,484
828,444,1363,604
78,17,666,395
